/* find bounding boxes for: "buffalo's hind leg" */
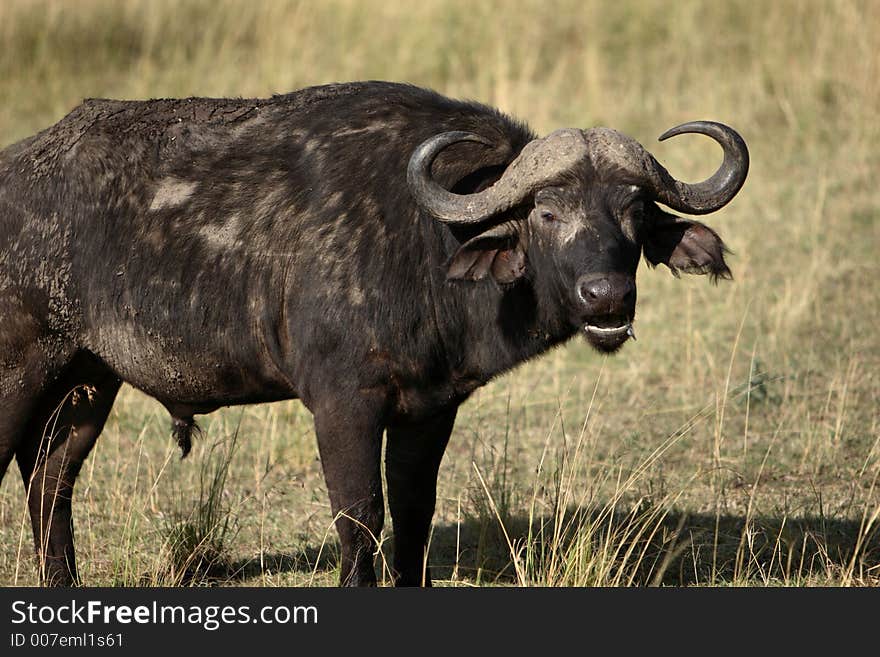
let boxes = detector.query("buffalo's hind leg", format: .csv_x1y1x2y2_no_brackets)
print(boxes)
386,407,456,586
0,386,33,487
15,352,121,586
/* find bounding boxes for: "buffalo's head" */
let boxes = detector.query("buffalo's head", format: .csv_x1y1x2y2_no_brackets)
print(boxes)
408,121,749,352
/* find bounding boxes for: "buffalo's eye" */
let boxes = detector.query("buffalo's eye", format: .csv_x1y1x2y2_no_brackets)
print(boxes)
540,210,556,222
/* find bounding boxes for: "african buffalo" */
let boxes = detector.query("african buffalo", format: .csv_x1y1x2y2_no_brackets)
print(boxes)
0,81,748,586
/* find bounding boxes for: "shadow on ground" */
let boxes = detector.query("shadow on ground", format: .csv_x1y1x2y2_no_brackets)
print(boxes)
224,545,337,584
221,507,879,586
426,508,879,585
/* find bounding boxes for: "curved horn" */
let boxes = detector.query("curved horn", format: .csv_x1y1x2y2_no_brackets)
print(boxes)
653,121,749,215
408,129,589,224
407,131,497,224
583,121,749,215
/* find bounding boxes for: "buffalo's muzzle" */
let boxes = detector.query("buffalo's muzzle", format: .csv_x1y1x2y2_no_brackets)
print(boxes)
576,273,636,351
576,273,636,319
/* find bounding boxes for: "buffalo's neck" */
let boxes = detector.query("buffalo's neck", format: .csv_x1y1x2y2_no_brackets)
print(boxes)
426,221,576,394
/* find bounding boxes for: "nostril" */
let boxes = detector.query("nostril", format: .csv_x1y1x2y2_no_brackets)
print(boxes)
576,274,636,316
621,279,637,307
577,276,612,307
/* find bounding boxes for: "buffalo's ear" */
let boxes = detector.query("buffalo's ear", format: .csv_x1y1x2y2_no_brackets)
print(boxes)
447,225,526,284
643,213,731,281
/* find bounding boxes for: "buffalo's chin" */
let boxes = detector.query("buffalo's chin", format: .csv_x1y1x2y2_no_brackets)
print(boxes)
583,332,629,353
581,322,633,353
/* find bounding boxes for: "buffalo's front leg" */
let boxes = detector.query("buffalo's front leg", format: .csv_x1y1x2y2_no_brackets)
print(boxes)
313,394,386,586
385,406,456,586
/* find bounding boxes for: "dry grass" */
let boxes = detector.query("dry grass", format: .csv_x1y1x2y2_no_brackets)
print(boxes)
0,0,878,586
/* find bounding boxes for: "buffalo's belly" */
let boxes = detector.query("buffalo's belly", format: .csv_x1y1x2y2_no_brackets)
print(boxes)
84,320,297,408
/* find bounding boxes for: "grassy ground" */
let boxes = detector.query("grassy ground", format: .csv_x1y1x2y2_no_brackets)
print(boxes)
0,0,877,586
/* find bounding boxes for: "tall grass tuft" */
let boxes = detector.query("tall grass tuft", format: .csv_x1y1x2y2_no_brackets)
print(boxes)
156,430,240,586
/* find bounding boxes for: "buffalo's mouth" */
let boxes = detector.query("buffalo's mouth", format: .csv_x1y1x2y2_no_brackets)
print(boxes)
583,314,635,353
